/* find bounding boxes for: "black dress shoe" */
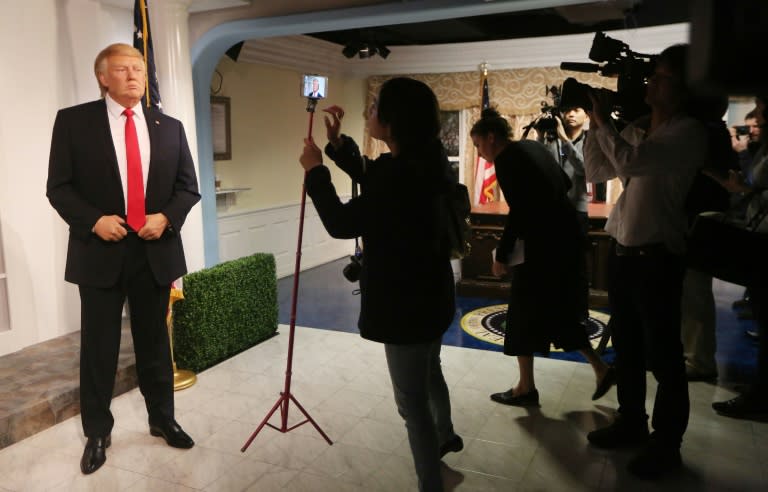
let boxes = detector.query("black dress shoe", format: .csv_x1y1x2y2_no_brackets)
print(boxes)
149,419,195,449
587,416,649,449
592,366,616,400
712,394,768,419
627,438,682,480
439,435,464,458
490,388,539,407
80,435,111,475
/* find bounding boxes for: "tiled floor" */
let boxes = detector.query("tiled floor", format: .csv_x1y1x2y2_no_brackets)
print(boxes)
0,323,766,491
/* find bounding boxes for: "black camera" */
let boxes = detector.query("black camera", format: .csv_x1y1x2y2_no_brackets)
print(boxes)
560,31,657,124
524,85,562,140
734,125,750,136
342,253,362,282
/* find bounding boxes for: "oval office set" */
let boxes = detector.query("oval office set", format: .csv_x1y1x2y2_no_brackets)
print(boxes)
1,1,768,491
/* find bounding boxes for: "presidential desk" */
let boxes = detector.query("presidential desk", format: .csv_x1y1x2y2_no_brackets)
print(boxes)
456,201,613,307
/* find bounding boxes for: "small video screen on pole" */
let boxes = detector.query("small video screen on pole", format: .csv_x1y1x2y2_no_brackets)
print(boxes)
302,74,328,99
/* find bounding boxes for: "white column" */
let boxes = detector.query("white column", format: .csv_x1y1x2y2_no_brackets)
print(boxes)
148,0,205,273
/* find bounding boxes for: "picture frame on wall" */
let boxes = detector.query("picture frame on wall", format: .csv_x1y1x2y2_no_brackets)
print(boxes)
211,96,231,160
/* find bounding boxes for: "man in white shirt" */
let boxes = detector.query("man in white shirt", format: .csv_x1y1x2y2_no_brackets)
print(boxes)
583,44,708,480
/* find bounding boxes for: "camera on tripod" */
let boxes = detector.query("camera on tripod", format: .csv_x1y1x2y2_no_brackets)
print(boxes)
560,31,657,124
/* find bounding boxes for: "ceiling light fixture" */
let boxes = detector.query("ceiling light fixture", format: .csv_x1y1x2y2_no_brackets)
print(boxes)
342,41,390,59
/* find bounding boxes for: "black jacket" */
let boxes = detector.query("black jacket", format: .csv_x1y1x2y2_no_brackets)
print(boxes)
494,140,588,346
305,136,455,344
47,99,200,287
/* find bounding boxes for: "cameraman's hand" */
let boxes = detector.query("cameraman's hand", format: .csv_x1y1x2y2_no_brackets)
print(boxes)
491,260,508,278
731,130,748,152
322,105,344,149
300,137,323,172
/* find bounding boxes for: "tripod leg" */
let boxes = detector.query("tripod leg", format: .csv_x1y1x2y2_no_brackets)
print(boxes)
289,393,333,445
241,393,286,452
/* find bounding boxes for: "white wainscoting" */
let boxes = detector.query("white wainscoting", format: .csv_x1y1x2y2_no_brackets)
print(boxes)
217,197,355,279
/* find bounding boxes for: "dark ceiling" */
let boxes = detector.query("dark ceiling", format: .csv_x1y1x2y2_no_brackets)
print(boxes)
307,1,690,47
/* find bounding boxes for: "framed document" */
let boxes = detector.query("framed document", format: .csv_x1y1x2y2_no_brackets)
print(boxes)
211,96,231,160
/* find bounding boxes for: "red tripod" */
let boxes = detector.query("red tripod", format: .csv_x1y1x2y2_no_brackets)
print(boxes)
241,98,333,452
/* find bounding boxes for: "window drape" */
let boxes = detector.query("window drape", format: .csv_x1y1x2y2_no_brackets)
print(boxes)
363,67,616,198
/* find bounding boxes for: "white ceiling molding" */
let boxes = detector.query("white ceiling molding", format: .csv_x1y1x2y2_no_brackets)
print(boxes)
555,0,640,23
189,0,251,13
100,0,250,12
237,36,350,77
238,22,689,77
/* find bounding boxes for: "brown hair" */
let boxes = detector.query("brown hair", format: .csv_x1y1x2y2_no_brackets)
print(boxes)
93,43,144,98
470,107,511,140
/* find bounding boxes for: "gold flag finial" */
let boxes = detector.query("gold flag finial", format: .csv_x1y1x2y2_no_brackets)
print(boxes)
479,61,489,77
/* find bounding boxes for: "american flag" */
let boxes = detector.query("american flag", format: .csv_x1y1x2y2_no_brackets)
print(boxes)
474,72,497,204
134,0,162,111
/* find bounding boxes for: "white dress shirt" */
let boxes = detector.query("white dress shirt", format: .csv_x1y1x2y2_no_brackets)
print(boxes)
104,94,151,212
584,113,708,254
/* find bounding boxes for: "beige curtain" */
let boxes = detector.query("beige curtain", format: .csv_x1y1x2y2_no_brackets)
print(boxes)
364,68,617,197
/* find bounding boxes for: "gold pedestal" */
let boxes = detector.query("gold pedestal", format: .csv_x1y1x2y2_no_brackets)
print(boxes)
173,363,197,391
168,285,196,391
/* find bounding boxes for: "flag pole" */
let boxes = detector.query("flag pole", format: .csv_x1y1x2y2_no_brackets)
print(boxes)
241,97,332,452
138,0,151,108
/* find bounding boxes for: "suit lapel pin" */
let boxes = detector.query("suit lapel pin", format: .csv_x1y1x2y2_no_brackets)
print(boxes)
155,120,160,125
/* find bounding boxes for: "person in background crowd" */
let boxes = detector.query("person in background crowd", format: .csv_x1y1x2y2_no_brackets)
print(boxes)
583,44,708,479
709,94,768,419
472,108,614,409
730,106,765,322
681,93,740,381
299,77,462,492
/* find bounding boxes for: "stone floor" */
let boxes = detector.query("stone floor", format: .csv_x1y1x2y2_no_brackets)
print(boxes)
0,321,137,450
0,325,766,491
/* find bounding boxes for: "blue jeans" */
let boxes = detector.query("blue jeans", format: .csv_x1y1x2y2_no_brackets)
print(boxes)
385,338,457,492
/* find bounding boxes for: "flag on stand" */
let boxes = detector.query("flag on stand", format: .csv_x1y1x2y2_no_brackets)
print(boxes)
133,0,162,111
473,73,497,204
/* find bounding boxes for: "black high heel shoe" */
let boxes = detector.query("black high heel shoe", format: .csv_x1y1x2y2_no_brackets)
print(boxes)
592,365,616,400
490,388,540,407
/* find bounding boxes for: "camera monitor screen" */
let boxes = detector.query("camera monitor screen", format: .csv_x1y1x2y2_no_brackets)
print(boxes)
302,75,328,99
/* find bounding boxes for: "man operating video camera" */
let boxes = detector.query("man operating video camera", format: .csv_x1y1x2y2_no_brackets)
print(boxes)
582,43,708,480
535,105,591,233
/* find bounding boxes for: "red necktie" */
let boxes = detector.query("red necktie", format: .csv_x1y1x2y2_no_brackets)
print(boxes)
123,108,145,231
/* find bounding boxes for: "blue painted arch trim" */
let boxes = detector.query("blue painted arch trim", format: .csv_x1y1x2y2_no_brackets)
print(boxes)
190,0,581,267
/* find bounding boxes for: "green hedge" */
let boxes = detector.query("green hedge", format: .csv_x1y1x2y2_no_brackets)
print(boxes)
172,253,278,372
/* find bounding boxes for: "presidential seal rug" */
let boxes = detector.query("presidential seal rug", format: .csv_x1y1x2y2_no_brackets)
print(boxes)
460,305,611,352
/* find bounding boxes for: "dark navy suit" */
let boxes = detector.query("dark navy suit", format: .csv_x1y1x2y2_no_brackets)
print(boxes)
47,99,200,436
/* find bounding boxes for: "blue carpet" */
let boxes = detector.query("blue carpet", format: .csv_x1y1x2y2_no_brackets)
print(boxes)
279,258,756,382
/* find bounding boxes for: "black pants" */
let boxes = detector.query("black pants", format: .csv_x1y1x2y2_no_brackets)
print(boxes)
78,234,173,437
608,249,689,446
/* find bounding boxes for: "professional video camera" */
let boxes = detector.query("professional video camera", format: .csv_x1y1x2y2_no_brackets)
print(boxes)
560,31,657,124
523,85,563,141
